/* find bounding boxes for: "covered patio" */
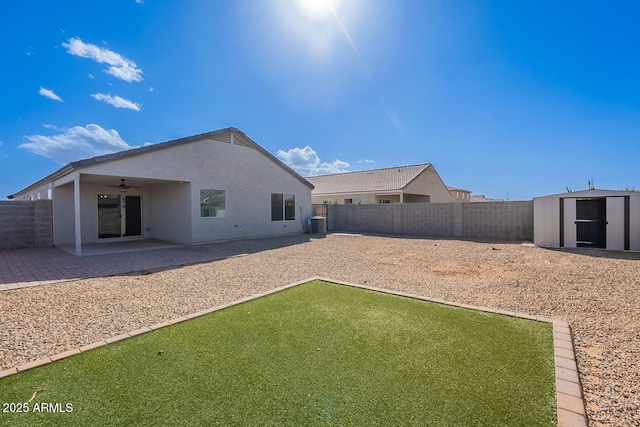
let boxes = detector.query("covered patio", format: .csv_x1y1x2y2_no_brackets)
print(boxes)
53,172,191,256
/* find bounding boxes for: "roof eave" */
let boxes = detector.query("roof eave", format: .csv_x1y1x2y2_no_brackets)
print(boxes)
8,127,315,198
8,164,75,199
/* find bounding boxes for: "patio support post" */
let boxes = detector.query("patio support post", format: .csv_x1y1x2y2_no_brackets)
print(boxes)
400,192,404,203
74,172,82,256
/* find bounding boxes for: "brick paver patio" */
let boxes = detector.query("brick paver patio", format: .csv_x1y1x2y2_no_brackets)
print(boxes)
0,238,287,291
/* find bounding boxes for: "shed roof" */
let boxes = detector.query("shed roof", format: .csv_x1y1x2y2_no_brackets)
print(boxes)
533,189,640,199
306,164,434,195
9,127,313,198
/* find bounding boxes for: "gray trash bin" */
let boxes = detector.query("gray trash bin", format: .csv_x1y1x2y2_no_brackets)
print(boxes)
310,216,327,234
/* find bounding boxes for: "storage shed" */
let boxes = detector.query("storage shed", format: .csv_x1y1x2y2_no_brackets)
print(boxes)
534,189,640,251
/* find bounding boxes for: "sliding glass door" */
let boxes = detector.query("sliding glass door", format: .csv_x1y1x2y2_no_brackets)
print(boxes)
98,194,142,239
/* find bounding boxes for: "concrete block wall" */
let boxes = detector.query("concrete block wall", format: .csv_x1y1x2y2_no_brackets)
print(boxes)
401,203,454,237
462,201,533,240
328,204,395,234
0,200,53,250
327,201,533,241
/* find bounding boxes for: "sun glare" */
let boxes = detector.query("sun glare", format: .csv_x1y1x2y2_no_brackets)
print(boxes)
294,0,343,20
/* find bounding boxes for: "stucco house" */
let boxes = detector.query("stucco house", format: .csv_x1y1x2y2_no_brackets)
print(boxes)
307,164,453,205
447,186,471,202
534,189,640,251
470,194,504,203
9,127,314,255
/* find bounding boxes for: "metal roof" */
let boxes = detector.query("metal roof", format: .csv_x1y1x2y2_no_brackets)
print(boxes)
306,164,433,195
533,189,640,199
9,127,313,198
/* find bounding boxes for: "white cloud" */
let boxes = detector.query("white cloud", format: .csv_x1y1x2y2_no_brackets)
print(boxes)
277,146,349,177
88,73,94,79
135,0,144,3
358,159,374,163
148,87,154,92
39,87,63,102
42,124,65,131
62,37,143,82
19,124,136,164
91,93,141,111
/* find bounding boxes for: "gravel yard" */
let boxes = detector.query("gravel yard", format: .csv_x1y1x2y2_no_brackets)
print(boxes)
1,233,639,426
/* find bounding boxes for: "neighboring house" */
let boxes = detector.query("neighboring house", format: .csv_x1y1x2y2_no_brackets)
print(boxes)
470,194,504,203
534,189,640,251
9,127,314,255
307,164,452,204
447,186,471,202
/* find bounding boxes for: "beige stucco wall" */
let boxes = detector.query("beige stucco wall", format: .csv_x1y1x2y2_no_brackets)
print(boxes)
449,189,471,202
51,137,312,245
313,191,432,205
311,167,453,205
312,193,392,205
404,168,453,203
313,168,455,205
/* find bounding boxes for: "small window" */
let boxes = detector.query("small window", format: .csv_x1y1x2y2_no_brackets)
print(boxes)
285,194,296,220
345,198,352,204
47,189,52,200
378,199,391,204
271,193,283,221
271,193,295,221
200,189,226,217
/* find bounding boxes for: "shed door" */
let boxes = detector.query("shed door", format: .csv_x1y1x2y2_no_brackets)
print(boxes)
606,197,625,250
562,198,577,248
576,198,606,248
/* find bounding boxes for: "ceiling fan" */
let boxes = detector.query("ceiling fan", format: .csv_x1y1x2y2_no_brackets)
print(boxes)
107,179,143,193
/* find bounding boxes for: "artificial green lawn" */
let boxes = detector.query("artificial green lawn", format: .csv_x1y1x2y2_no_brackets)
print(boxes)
0,280,556,426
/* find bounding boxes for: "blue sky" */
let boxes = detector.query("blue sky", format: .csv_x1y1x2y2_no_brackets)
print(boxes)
1,0,639,200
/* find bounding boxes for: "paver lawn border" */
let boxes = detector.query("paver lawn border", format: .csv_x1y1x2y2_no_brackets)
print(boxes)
0,276,587,426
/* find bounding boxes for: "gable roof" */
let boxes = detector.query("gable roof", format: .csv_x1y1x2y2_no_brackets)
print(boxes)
307,164,434,195
9,127,313,198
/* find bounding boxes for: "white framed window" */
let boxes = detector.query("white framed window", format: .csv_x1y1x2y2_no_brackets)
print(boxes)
200,189,226,217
